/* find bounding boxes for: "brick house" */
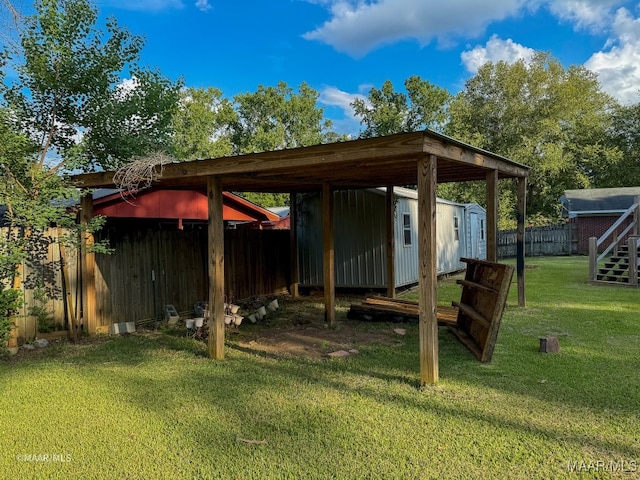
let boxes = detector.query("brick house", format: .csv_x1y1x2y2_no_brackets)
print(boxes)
560,187,640,254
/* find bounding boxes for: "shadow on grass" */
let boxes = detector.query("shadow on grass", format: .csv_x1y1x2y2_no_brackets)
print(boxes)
3,268,640,475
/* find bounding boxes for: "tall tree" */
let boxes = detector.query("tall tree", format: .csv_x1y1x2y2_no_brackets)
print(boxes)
172,87,236,161
443,52,619,224
603,100,640,187
0,0,181,339
231,81,332,154
352,76,450,138
4,0,181,172
231,81,334,206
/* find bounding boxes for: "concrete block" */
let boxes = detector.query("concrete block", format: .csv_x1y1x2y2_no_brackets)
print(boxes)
109,322,137,335
165,304,179,325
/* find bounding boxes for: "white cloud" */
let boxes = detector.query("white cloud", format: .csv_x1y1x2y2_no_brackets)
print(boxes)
461,35,536,73
303,0,526,57
115,77,140,99
319,86,369,134
195,0,212,12
319,86,368,115
544,0,624,31
584,7,640,105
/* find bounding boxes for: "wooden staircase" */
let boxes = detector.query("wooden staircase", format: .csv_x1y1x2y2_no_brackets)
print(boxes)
596,243,639,284
589,196,640,286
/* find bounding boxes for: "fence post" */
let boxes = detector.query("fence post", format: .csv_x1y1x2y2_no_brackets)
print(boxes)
629,237,638,286
634,196,640,236
589,237,597,281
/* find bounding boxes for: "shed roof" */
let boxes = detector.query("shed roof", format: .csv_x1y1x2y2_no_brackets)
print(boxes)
73,130,529,192
561,187,640,217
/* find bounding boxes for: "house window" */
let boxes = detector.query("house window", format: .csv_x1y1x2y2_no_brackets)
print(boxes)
480,219,485,240
454,216,460,241
403,213,412,246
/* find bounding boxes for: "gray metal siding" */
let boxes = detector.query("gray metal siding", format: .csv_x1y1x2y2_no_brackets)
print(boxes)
297,190,389,288
297,190,482,288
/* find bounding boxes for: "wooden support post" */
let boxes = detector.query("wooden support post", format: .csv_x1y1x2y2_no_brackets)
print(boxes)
588,237,598,282
628,237,638,286
634,196,640,236
486,170,498,262
80,194,97,334
516,177,526,307
322,184,335,325
386,186,395,298
418,155,438,385
207,176,225,359
289,193,299,298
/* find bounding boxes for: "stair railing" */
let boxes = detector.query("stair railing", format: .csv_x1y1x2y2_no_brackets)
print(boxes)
589,196,640,282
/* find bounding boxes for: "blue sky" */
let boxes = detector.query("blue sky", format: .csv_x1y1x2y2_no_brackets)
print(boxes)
34,1,640,134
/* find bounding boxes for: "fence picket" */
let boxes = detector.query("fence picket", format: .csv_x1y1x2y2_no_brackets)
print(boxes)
498,224,577,258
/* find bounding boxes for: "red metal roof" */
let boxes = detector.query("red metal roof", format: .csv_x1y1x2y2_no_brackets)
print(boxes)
93,188,281,223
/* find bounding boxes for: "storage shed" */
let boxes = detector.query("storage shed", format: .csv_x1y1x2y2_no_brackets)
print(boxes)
296,187,486,290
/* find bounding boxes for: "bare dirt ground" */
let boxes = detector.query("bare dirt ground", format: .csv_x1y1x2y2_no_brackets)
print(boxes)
231,294,407,359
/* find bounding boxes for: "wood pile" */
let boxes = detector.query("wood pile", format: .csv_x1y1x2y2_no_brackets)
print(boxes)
348,258,514,363
347,296,458,326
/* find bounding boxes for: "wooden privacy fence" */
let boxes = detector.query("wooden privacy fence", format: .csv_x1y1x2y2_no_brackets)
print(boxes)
498,224,577,258
4,226,290,342
94,226,291,329
1,227,76,344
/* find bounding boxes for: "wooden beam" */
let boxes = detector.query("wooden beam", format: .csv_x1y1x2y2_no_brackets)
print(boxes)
386,186,395,298
418,154,438,385
322,184,335,325
628,236,638,286
289,192,299,298
207,176,225,359
74,133,425,188
422,136,530,178
73,131,529,189
516,177,527,307
80,194,97,334
486,170,498,262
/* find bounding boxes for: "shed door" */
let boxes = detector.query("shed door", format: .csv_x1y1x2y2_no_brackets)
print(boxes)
470,213,480,258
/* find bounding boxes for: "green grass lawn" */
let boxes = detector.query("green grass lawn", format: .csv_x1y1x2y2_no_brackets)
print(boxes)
2,256,639,479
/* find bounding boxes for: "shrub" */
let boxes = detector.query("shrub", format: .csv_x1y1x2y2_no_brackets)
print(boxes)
0,288,22,354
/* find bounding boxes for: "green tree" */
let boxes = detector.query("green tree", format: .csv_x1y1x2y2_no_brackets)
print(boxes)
0,0,180,341
172,87,236,161
444,52,619,225
603,100,640,187
352,76,451,138
4,0,181,172
231,81,332,153
231,81,334,206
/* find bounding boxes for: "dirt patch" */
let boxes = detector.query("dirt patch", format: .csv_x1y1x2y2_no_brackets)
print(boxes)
233,302,406,359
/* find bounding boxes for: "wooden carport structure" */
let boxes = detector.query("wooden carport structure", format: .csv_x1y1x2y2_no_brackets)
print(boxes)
74,130,529,385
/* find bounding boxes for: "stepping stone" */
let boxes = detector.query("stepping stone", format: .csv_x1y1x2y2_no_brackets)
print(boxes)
327,350,351,357
393,328,407,336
